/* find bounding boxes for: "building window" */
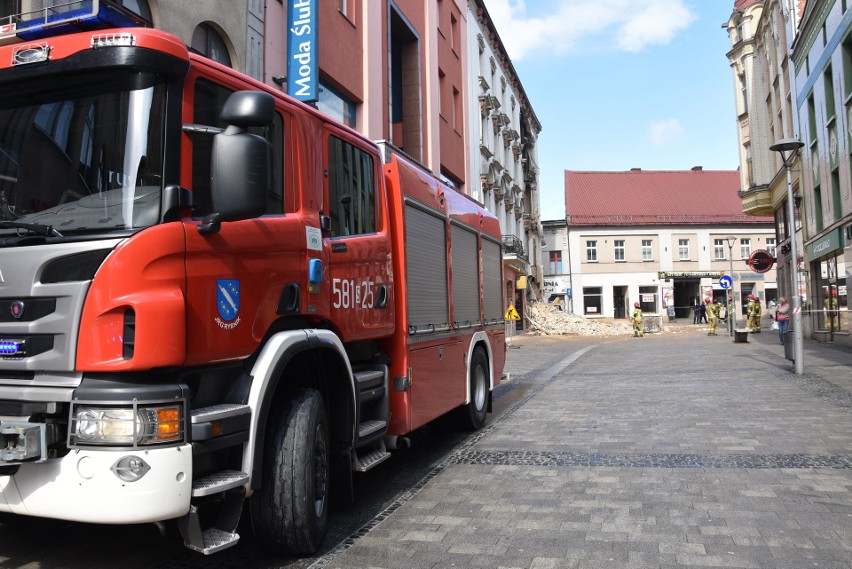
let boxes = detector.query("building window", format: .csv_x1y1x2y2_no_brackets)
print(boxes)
318,80,356,128
450,12,460,54
642,239,653,261
678,239,690,260
824,65,836,122
766,237,776,257
0,0,19,17
191,23,232,67
339,0,353,20
583,287,602,315
548,251,562,275
614,240,625,261
714,239,725,260
740,238,751,259
586,240,597,262
116,0,152,22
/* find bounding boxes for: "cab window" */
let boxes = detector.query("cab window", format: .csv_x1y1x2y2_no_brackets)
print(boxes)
327,135,375,237
191,78,284,216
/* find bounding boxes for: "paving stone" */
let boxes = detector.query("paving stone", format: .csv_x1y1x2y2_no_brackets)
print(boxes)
312,332,852,569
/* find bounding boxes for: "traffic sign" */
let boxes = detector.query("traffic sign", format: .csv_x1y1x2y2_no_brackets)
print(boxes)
719,275,733,289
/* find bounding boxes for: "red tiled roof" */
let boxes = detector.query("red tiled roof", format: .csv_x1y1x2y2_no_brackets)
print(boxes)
734,0,758,10
564,168,773,226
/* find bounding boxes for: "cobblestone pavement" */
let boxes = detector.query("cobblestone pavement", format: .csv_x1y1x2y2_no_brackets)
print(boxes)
315,328,852,569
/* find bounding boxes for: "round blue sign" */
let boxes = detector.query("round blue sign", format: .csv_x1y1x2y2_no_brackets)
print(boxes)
719,275,733,289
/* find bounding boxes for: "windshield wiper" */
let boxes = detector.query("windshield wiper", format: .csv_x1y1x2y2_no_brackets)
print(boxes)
0,221,62,237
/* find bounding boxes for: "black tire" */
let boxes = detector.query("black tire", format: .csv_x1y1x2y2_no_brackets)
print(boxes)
458,347,489,430
250,388,330,555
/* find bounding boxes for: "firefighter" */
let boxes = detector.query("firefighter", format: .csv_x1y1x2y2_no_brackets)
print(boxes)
825,290,839,330
744,294,755,331
706,298,720,335
748,296,762,332
631,301,644,337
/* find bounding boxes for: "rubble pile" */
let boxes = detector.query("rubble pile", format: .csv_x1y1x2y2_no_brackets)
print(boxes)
526,302,634,337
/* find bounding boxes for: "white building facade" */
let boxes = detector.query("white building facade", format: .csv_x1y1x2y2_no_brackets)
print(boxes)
466,0,543,327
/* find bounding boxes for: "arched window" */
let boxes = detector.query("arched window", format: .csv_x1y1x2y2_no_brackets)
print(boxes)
116,0,152,22
191,23,232,67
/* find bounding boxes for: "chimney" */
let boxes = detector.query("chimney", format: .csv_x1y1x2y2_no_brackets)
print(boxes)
630,168,641,171
692,166,703,171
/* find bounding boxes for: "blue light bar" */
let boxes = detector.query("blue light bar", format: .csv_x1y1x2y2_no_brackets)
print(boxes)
14,1,145,42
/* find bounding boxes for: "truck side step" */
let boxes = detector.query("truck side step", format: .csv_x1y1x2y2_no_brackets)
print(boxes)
192,470,249,498
353,440,391,473
358,419,387,439
188,528,240,555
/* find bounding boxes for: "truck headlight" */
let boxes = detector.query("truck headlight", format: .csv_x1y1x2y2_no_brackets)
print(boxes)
70,404,184,446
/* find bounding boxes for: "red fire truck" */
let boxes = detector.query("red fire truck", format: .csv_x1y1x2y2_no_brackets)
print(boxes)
0,2,505,556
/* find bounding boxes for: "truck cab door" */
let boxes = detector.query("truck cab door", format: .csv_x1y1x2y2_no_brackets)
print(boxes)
323,129,393,342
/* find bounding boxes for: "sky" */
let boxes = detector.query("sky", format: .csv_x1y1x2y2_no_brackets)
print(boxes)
484,0,740,221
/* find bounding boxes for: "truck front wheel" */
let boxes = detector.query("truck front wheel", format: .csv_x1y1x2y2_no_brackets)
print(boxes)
250,388,329,554
458,347,489,430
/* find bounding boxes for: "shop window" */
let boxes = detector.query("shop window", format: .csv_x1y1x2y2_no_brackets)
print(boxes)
583,287,602,315
639,285,657,313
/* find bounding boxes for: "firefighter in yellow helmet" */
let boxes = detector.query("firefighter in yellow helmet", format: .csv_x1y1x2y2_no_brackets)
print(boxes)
631,301,644,337
825,289,839,330
747,295,762,332
706,298,720,335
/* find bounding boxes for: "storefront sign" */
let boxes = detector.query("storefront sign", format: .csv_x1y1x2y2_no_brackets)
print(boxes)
287,0,318,103
658,272,723,280
806,228,843,262
747,249,774,273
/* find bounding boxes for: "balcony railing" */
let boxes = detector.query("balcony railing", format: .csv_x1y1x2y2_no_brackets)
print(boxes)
502,235,527,262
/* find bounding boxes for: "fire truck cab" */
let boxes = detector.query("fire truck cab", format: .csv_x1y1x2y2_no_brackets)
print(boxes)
0,1,505,555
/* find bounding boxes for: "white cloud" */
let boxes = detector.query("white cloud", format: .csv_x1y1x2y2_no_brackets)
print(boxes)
486,0,696,60
648,118,684,146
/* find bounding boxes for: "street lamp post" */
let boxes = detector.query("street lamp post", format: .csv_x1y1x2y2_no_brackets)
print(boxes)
725,236,737,336
770,138,805,375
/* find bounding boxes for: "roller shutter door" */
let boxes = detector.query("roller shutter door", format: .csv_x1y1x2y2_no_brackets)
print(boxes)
405,203,449,332
450,223,480,326
482,237,503,321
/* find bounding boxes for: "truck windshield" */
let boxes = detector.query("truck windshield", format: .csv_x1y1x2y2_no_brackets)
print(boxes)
0,79,166,236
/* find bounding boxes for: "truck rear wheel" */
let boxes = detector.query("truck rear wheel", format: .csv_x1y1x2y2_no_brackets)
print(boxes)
458,347,489,430
250,388,329,554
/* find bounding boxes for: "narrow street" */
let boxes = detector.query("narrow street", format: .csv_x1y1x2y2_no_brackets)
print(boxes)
2,328,850,568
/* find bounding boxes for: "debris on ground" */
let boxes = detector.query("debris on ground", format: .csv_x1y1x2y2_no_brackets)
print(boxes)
526,303,633,337
525,303,708,337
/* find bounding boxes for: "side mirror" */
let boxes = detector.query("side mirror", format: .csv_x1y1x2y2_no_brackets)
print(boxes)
200,91,274,234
